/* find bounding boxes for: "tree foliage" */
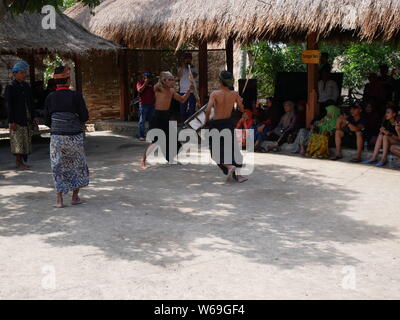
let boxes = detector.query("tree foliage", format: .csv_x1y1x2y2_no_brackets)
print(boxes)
5,0,99,13
249,41,400,98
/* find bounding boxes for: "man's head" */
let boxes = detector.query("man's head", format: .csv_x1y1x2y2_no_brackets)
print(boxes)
12,61,29,82
53,65,71,87
218,70,234,89
183,52,193,65
159,71,175,88
350,104,362,117
283,100,295,113
142,69,151,79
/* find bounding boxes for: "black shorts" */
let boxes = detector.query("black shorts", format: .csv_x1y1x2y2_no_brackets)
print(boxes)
342,128,363,148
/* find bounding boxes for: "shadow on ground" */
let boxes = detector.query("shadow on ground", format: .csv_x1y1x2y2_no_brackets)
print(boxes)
0,134,397,270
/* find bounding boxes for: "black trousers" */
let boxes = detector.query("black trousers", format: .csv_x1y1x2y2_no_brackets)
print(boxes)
207,118,243,176
150,110,182,162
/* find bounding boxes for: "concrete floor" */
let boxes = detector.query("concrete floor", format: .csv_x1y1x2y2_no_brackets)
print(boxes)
0,131,399,299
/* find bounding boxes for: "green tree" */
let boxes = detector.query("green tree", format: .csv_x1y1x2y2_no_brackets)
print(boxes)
249,42,306,97
0,0,98,18
249,41,400,98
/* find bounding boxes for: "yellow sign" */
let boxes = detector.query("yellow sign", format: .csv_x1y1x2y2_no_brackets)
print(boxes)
302,50,321,64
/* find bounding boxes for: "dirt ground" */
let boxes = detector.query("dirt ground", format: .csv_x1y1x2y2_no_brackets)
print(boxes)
0,131,399,299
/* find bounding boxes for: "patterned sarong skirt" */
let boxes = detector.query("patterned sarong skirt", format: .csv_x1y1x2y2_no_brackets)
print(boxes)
10,124,33,155
50,133,89,193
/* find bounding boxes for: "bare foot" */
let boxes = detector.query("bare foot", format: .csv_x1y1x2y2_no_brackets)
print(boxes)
236,175,248,183
71,197,83,205
140,159,149,169
16,163,29,170
226,166,236,182
54,202,64,208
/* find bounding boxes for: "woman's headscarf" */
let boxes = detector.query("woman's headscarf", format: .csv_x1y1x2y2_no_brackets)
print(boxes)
317,105,341,132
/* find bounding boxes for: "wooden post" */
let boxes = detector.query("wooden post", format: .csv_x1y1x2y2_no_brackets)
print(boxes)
306,33,319,126
28,54,35,88
118,48,129,120
198,41,208,106
73,55,82,93
226,37,234,74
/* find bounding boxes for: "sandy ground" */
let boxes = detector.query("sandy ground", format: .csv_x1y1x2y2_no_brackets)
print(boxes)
0,131,399,300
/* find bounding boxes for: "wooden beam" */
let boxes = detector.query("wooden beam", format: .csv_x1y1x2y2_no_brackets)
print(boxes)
118,48,129,120
73,55,82,93
306,33,319,126
226,37,234,74
198,41,208,106
28,54,35,88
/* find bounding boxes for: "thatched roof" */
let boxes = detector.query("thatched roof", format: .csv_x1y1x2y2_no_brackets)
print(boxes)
0,11,120,56
65,0,400,48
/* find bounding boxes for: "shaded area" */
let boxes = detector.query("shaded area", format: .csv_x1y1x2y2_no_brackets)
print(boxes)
0,133,397,270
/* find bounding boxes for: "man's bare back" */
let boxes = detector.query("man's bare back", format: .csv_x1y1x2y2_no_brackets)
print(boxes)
205,88,244,122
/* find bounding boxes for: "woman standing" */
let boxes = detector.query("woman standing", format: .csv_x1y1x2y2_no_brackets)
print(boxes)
44,66,89,208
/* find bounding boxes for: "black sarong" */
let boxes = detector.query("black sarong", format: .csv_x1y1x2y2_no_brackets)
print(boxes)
207,118,243,176
149,109,181,162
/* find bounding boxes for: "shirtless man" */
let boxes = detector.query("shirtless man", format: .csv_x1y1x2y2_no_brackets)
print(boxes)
141,71,192,169
205,71,248,183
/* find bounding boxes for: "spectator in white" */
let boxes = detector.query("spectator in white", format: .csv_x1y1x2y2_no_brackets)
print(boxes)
177,52,198,125
318,67,339,111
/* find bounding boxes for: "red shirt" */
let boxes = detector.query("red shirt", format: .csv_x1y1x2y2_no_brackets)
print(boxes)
136,80,155,105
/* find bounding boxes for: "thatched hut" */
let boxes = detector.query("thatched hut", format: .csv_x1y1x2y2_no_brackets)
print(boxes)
66,0,400,123
0,12,123,120
65,0,400,47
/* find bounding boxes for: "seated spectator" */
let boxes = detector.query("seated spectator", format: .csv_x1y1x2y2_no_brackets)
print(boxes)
264,100,300,152
331,104,366,162
390,119,400,158
253,113,273,151
292,105,340,156
362,106,400,167
235,109,254,147
363,101,382,148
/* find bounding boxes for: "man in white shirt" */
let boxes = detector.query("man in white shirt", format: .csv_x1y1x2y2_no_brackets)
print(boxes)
177,52,198,125
318,68,339,107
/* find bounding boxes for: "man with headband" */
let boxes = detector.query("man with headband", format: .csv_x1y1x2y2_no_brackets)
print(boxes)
4,61,35,170
141,71,193,169
205,71,248,183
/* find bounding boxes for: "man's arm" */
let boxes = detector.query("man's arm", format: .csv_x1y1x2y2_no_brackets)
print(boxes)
190,66,198,79
172,87,192,103
136,80,148,93
75,92,89,123
235,92,244,113
205,92,215,123
348,122,364,132
4,85,16,130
